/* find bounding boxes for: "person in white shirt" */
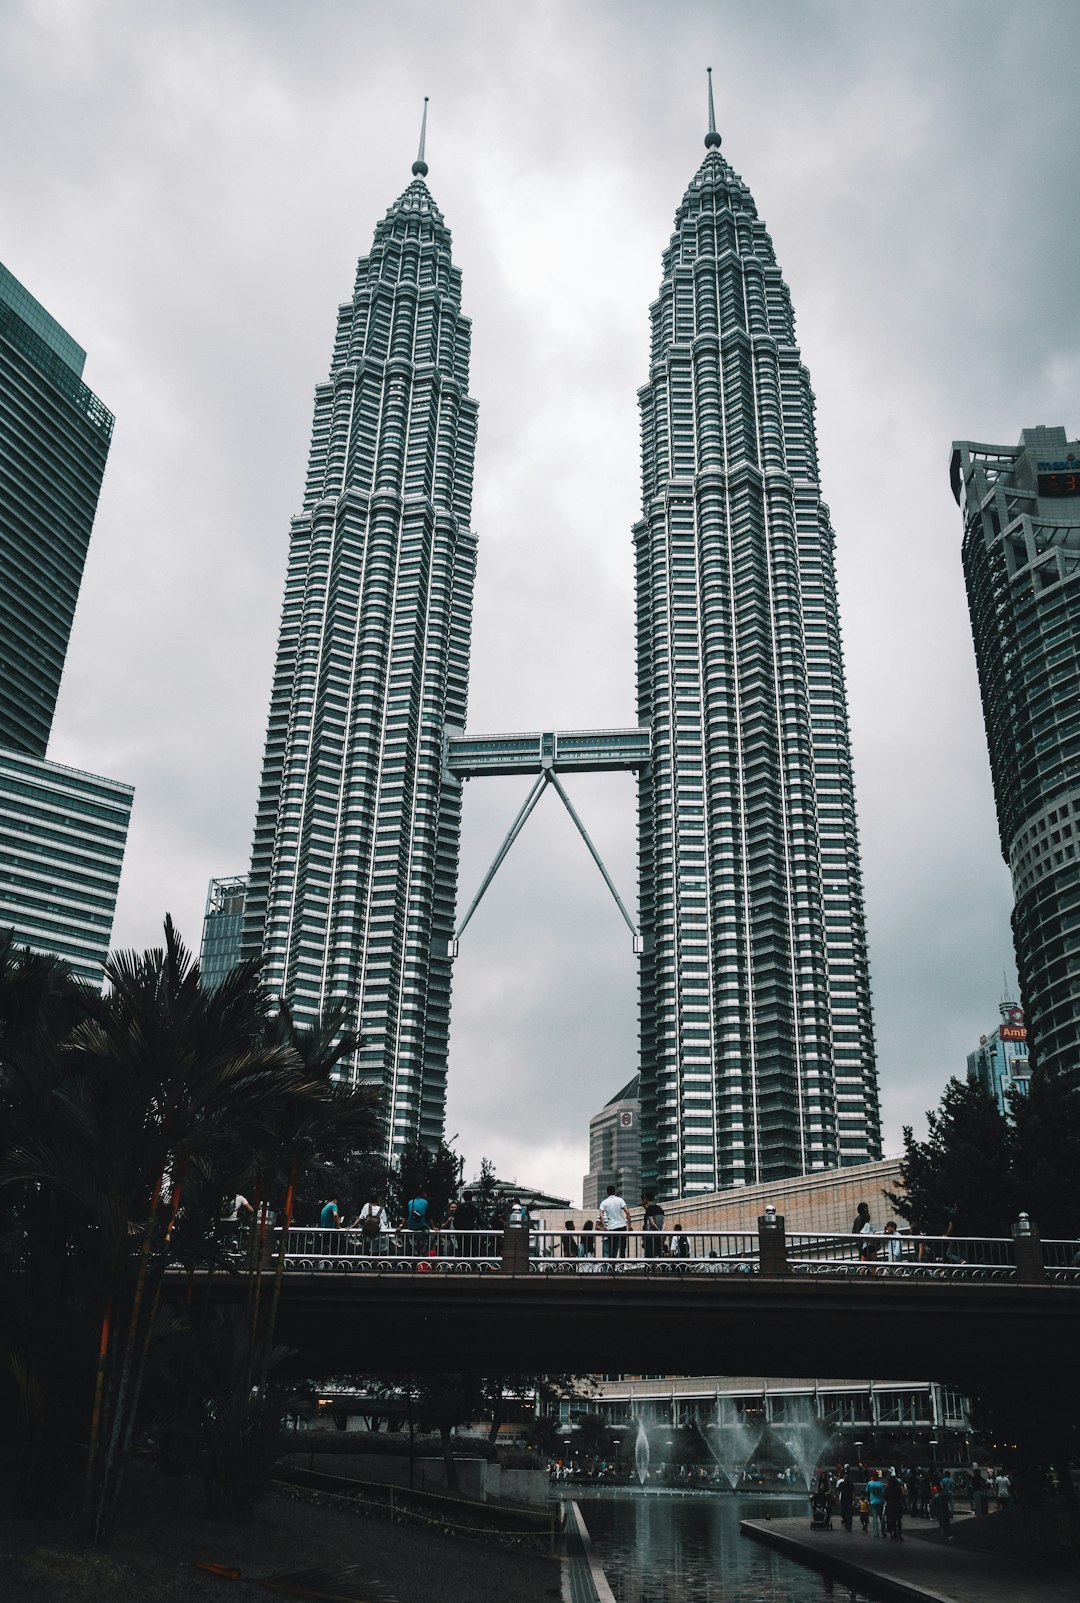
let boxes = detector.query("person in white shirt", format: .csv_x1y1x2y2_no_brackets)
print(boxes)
598,1186,630,1259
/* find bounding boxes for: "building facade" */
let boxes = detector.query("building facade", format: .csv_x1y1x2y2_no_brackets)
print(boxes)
0,261,132,984
199,874,249,991
241,148,478,1155
952,426,1080,1079
0,261,114,757
635,97,879,1195
966,1002,1030,1118
0,749,132,985
583,1075,642,1212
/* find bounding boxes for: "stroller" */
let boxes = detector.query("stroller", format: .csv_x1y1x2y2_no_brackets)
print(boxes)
809,1489,834,1531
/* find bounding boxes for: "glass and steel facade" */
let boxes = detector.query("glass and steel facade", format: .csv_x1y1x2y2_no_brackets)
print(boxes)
966,1002,1030,1119
199,874,249,991
0,748,132,985
0,261,114,757
635,134,880,1194
0,261,130,987
952,425,1080,1078
242,168,478,1155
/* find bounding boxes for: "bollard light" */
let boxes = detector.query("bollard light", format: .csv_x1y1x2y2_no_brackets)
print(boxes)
762,1205,779,1230
1013,1212,1033,1236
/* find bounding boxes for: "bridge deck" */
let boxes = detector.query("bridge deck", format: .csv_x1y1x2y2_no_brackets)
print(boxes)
182,1269,1080,1386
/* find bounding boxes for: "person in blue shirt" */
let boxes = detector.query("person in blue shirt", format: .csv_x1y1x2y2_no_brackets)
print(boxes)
866,1470,886,1537
405,1192,430,1232
319,1197,341,1229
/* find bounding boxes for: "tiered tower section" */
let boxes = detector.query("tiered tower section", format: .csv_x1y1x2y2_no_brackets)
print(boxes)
635,119,880,1193
243,166,478,1154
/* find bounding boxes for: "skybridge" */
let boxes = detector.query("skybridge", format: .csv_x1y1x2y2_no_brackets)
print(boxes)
443,726,651,953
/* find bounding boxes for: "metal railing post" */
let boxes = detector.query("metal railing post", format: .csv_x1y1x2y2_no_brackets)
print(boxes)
757,1205,790,1276
1011,1213,1045,1283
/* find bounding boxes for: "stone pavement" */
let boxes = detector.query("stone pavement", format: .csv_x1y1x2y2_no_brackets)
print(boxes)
741,1512,1079,1603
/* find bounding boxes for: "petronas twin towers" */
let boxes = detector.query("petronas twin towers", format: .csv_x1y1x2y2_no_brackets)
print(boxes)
240,87,881,1194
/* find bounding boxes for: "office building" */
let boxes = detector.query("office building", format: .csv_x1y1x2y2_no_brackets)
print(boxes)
241,127,478,1155
0,262,113,757
952,425,1080,1076
634,82,880,1194
0,261,132,985
0,749,132,985
966,1002,1030,1119
199,874,248,990
583,1075,642,1212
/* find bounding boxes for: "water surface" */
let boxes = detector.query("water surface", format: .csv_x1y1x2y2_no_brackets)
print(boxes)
579,1495,887,1603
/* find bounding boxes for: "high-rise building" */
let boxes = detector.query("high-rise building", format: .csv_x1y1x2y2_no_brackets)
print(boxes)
951,425,1080,1078
583,1075,642,1213
634,82,880,1194
0,749,132,986
242,125,478,1154
0,261,114,756
966,1002,1030,1119
199,874,248,991
0,260,132,983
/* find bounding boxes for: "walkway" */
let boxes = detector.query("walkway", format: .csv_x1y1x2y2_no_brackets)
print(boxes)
562,1501,617,1603
741,1512,1079,1603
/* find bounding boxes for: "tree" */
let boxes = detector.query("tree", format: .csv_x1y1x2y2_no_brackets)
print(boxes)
474,1156,500,1229
393,1139,460,1225
1010,1064,1080,1239
886,1077,1017,1238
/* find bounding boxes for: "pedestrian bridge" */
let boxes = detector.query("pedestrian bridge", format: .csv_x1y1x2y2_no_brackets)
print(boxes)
185,1222,1080,1386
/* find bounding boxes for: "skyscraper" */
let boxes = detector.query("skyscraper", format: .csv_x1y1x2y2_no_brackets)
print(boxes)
0,260,133,983
0,261,113,757
951,425,1080,1079
634,81,880,1194
242,120,478,1154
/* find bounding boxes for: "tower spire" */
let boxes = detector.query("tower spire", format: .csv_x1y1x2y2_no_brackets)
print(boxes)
412,96,430,177
704,67,721,149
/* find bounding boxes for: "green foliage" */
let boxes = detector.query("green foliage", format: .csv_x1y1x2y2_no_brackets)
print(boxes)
393,1139,460,1224
0,920,384,1542
474,1156,500,1229
887,1076,1017,1236
888,1068,1080,1242
1010,1064,1080,1238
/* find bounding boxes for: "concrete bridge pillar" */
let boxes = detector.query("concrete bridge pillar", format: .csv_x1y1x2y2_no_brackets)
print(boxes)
500,1224,531,1274
757,1206,791,1276
1011,1213,1045,1283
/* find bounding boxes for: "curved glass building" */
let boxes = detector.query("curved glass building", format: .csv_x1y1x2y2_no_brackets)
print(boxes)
952,425,1080,1079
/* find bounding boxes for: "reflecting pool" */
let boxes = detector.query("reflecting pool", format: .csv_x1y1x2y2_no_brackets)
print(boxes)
579,1495,887,1603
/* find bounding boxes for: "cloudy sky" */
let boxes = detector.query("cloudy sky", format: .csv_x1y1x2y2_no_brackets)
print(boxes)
4,1,1078,1204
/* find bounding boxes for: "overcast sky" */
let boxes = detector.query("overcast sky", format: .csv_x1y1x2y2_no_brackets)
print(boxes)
3,1,1078,1205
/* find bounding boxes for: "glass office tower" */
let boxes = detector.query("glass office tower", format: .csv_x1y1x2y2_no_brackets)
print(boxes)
635,108,880,1194
0,261,113,756
242,153,478,1155
952,425,1080,1079
0,260,132,983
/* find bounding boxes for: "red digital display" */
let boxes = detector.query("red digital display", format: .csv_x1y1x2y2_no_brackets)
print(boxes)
1037,472,1080,497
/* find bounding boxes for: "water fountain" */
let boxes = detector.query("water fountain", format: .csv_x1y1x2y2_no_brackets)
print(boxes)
634,1418,651,1487
776,1396,831,1488
705,1402,763,1491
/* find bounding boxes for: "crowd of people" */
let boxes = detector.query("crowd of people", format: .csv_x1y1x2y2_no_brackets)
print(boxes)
812,1461,1013,1539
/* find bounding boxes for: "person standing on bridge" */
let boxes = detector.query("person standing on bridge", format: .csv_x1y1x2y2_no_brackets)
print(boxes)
599,1185,630,1259
404,1191,430,1235
319,1197,341,1230
641,1192,665,1263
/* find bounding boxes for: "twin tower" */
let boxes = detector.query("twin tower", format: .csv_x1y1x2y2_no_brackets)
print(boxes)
237,92,882,1197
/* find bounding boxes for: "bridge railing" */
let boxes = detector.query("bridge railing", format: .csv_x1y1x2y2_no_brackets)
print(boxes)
1043,1240,1080,1282
785,1230,1018,1281
281,1227,503,1271
524,1229,759,1272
